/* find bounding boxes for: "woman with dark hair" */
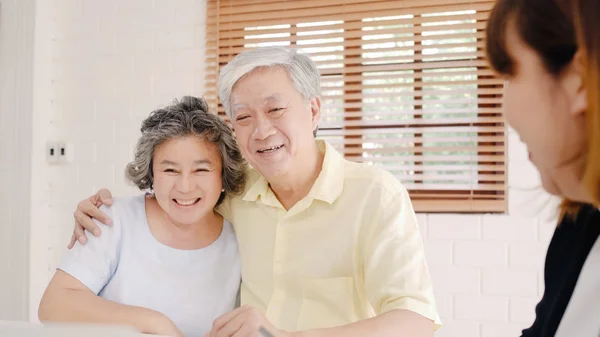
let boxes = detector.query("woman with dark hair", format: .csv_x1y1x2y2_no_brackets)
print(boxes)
486,0,600,336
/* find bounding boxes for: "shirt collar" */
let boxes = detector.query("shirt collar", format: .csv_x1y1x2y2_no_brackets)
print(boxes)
242,140,345,206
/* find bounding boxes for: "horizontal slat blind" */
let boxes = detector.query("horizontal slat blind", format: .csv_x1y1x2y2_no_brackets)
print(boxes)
205,0,506,213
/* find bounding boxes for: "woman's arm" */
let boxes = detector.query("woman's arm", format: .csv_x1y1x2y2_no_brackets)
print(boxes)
39,270,183,337
45,198,183,337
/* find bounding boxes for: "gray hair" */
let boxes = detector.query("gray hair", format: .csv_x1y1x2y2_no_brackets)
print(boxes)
125,96,246,205
218,46,321,136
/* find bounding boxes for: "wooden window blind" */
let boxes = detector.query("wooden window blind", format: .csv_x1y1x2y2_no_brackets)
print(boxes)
205,0,506,213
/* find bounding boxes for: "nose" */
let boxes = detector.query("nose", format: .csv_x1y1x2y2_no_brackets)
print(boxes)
252,113,277,140
175,173,194,193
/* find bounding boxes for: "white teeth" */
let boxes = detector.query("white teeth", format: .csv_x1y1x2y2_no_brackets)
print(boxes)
175,199,198,206
258,145,283,153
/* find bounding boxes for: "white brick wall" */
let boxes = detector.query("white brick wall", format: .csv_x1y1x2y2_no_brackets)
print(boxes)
421,133,559,336
455,295,509,322
13,0,561,335
44,0,208,270
21,0,208,321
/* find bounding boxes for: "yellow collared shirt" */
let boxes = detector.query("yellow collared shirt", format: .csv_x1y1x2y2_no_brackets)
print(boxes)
218,140,441,331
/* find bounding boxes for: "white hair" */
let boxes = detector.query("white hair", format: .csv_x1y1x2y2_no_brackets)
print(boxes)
218,46,322,119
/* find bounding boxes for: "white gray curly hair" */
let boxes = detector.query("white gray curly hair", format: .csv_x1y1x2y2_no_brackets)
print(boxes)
125,96,246,205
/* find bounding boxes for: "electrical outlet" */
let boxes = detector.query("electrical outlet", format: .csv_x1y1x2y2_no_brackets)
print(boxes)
46,141,59,164
47,141,73,164
57,141,73,163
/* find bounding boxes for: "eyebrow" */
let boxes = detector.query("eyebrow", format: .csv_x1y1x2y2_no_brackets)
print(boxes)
159,159,212,166
231,103,248,113
231,94,283,117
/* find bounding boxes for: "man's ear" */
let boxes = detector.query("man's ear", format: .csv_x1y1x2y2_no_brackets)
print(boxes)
309,96,322,130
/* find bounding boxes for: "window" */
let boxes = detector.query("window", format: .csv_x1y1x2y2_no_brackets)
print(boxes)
205,0,505,213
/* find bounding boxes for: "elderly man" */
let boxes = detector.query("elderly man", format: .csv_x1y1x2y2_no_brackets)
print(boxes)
68,46,440,337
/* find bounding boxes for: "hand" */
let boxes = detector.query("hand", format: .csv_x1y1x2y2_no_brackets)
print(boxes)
67,188,114,249
153,317,185,337
206,305,289,337
147,312,185,337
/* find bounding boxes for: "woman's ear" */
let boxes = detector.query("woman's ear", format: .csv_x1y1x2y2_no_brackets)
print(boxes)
564,50,588,117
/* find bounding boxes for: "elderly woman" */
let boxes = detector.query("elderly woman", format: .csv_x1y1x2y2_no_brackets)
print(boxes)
38,96,247,337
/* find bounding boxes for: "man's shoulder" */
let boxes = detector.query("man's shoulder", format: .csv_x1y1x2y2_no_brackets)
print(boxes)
229,166,262,200
218,167,260,211
342,159,405,195
243,166,262,187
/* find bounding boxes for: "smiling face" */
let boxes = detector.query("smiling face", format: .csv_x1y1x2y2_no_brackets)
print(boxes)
151,136,223,226
229,67,321,182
